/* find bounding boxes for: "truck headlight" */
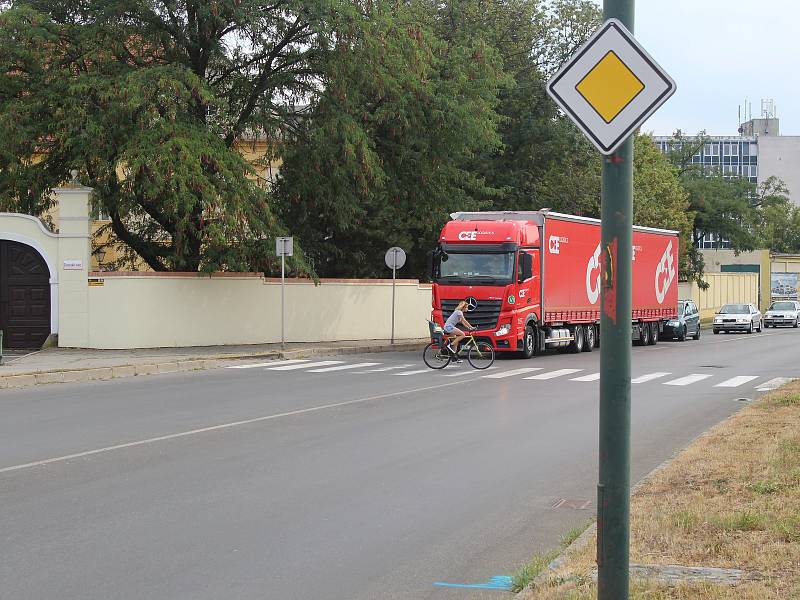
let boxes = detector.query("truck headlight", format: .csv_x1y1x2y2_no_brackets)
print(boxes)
495,324,511,337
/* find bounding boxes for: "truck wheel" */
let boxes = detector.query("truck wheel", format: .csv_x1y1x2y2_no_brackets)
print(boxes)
568,325,584,353
521,326,536,359
640,322,651,346
648,322,659,345
581,325,595,352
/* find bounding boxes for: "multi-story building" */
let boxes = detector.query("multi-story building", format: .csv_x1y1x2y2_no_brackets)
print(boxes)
654,104,800,250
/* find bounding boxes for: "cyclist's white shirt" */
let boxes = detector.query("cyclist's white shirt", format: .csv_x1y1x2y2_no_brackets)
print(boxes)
444,309,463,332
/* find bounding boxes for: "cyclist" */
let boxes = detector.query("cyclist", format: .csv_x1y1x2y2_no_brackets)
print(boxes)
444,300,476,360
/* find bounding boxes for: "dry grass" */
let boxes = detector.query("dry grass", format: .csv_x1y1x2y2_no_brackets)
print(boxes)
522,382,800,599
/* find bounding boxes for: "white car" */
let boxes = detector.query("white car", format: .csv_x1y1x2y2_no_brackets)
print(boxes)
713,303,762,334
763,300,800,328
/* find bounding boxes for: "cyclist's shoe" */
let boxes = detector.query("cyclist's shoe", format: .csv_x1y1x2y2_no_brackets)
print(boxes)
453,358,463,364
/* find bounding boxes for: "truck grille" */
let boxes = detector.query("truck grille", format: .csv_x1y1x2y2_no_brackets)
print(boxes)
442,299,502,331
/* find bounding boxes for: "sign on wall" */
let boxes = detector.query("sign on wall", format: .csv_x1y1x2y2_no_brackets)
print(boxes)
771,272,799,299
63,259,83,270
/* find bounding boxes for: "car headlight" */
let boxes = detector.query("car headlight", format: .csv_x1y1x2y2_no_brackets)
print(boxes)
714,317,722,323
495,324,511,337
737,318,748,323
667,320,680,326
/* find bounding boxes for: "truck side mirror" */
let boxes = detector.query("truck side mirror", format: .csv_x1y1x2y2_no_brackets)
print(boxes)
518,253,533,283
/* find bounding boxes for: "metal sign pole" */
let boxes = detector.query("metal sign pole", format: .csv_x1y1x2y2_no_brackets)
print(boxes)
391,249,397,344
598,1,634,598
281,244,286,351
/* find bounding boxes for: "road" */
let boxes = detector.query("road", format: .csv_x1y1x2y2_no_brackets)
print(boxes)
1,328,797,599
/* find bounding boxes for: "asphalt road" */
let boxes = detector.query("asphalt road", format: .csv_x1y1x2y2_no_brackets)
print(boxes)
1,328,797,599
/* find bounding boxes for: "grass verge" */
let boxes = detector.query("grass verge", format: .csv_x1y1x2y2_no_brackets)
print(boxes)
516,382,800,599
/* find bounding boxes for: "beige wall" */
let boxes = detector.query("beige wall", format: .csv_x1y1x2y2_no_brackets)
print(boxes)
84,274,432,349
679,273,760,320
758,136,800,207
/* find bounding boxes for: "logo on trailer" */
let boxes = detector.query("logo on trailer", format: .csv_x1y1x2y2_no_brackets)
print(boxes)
655,241,676,304
586,243,602,304
464,297,479,312
548,235,569,254
458,231,477,241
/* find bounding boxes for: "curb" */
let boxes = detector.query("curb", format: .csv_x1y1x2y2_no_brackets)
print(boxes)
514,433,712,598
0,341,428,390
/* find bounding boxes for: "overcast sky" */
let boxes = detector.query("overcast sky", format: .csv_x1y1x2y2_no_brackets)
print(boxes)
592,1,800,136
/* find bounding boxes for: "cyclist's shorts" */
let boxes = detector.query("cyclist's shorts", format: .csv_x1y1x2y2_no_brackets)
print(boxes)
443,324,456,334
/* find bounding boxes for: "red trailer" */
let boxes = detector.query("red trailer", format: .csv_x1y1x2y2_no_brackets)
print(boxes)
430,211,679,357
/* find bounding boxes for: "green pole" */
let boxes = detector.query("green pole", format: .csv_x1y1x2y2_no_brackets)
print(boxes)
598,1,634,599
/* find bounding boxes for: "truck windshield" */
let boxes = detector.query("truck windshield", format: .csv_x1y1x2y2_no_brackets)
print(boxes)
437,252,515,284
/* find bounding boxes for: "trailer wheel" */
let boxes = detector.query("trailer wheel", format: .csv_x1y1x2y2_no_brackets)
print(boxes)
568,325,584,353
649,322,659,345
521,325,536,359
581,325,595,352
640,322,652,346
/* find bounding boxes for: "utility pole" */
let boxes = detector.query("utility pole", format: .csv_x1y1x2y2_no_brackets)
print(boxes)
597,0,634,598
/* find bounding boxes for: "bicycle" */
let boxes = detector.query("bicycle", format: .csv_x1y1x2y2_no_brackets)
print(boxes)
423,320,495,370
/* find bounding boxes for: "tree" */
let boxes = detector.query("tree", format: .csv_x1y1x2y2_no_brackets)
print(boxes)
274,0,507,278
632,134,695,281
0,0,341,272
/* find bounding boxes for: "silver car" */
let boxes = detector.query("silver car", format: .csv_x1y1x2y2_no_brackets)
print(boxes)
713,303,762,334
764,300,800,328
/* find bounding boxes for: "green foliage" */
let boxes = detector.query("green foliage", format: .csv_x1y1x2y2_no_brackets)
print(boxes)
0,0,331,272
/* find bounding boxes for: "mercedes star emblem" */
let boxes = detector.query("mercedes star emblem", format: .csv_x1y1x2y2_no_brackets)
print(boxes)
465,297,478,312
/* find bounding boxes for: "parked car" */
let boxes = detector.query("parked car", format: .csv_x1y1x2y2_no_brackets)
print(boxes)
713,303,762,334
662,299,701,341
763,300,800,328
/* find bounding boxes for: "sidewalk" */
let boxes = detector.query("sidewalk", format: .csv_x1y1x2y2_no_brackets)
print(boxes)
0,339,428,389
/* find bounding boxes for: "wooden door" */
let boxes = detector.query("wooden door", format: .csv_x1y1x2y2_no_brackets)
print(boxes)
0,240,51,349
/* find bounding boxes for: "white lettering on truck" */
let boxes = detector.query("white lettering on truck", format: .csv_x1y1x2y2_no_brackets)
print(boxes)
586,243,602,304
458,231,477,241
655,241,676,304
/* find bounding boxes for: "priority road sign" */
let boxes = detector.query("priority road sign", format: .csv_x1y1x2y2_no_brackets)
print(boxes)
546,18,675,155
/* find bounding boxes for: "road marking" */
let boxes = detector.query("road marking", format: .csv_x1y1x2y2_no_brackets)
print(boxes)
227,360,307,369
266,360,343,371
524,368,583,380
632,372,671,384
0,378,483,475
483,367,543,379
444,367,496,377
363,364,414,372
394,369,435,376
715,376,760,388
433,576,513,591
307,362,381,373
664,374,713,386
756,377,794,391
571,372,600,382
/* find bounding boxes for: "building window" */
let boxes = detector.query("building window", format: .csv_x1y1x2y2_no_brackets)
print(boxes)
698,233,733,250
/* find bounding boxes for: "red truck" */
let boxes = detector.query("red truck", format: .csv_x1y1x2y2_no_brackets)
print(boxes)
430,210,679,357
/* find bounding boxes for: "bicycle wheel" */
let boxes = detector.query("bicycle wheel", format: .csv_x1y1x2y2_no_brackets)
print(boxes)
423,342,451,369
467,341,495,370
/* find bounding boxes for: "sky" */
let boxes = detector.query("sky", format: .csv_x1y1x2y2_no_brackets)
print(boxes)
590,0,800,136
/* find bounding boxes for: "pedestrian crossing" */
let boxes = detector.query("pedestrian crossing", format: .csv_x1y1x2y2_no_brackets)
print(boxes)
226,360,793,391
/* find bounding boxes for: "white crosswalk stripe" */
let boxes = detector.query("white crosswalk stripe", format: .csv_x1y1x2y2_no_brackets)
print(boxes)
266,360,343,371
307,362,381,373
715,376,760,388
444,367,497,377
571,373,600,382
227,360,307,369
664,374,713,386
756,377,794,391
524,369,583,380
632,372,671,383
483,367,543,379
394,369,435,376
363,364,414,372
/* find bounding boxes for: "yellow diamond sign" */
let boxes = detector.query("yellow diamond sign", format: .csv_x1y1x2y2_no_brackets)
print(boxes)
546,19,676,154
576,51,644,124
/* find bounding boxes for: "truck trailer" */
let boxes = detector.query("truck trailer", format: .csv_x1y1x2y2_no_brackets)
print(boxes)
430,210,679,357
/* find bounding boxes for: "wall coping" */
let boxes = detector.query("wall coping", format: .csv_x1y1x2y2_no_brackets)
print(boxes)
0,212,58,237
89,271,431,286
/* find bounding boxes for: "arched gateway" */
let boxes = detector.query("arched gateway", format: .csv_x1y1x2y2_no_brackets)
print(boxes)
0,239,51,348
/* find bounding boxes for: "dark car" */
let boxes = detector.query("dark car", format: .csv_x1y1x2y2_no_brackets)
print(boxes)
661,299,701,341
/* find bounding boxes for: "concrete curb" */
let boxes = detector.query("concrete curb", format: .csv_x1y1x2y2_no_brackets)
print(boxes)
514,433,712,598
0,340,427,390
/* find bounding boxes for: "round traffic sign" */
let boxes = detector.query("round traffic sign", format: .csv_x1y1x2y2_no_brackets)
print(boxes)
385,247,406,270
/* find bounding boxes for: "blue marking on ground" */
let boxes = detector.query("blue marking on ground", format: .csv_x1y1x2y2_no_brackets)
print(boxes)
433,575,514,590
